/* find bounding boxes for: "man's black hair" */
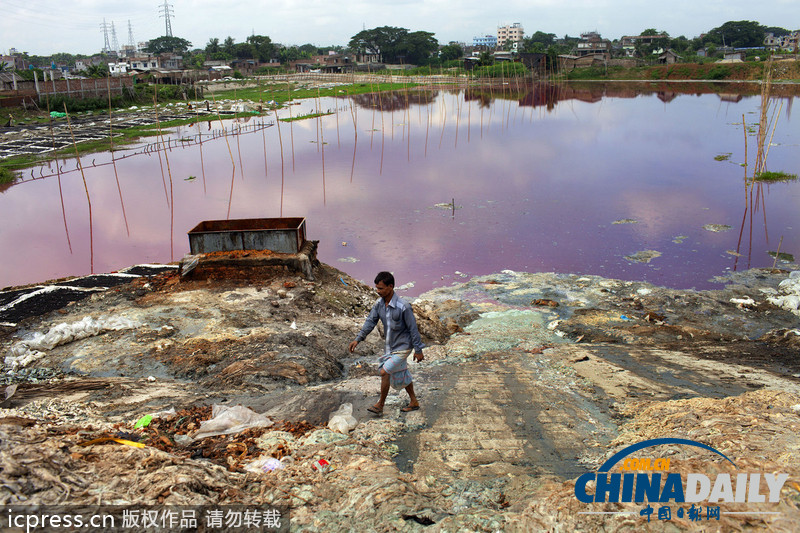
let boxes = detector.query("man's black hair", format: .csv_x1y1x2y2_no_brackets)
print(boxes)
374,271,395,287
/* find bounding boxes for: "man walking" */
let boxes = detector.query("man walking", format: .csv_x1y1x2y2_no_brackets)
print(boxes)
349,271,424,415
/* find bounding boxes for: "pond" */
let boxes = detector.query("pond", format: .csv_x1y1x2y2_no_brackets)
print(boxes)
1,81,798,296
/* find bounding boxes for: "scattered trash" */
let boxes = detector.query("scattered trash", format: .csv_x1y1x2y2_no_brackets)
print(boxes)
726,250,744,257
672,235,688,244
338,257,360,263
768,271,800,315
531,299,559,307
133,414,153,429
339,276,349,285
78,436,145,448
612,219,638,224
731,297,757,309
244,456,284,473
624,250,662,264
311,458,330,473
5,315,142,370
192,404,273,440
396,282,415,291
290,321,297,329
180,254,200,277
620,315,632,321
703,224,732,232
341,242,348,246
184,176,196,181
327,403,358,433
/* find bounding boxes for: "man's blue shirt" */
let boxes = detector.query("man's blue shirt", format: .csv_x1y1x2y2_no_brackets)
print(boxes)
355,292,424,354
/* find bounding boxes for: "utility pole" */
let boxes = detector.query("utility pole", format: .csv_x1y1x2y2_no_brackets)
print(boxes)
159,0,174,37
100,18,111,53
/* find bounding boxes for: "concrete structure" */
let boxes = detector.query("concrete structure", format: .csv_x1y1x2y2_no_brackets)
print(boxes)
621,34,668,57
473,34,497,48
765,31,799,52
575,32,611,59
497,23,524,48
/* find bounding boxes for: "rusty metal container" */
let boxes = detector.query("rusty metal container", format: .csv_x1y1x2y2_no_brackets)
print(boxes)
187,217,307,255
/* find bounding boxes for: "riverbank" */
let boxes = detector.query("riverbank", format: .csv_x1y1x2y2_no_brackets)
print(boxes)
1,259,799,530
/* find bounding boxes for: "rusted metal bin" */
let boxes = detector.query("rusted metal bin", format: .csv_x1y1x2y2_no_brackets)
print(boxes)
188,217,307,254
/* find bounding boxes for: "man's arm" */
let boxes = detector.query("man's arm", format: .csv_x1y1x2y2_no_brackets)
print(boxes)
403,305,425,361
349,300,380,352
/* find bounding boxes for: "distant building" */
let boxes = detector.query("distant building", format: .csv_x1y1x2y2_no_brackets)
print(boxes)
575,32,611,59
473,34,497,48
497,23,524,48
764,31,799,52
621,34,668,57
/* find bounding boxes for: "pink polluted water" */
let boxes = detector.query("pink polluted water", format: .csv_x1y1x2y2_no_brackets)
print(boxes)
1,82,799,297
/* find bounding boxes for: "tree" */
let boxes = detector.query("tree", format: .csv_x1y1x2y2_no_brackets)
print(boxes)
349,26,436,64
85,63,109,78
144,36,191,54
246,35,275,62
223,36,236,57
704,21,765,48
439,43,463,61
205,38,220,55
397,31,438,64
523,31,556,52
763,26,791,37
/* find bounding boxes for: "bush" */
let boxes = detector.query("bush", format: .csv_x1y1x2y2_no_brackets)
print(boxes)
232,71,244,79
473,62,528,78
255,65,285,75
707,65,731,80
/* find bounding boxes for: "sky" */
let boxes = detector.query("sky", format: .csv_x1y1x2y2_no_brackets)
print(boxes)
1,0,798,57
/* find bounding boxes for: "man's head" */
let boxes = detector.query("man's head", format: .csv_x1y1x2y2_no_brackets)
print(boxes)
374,271,395,301
374,271,395,287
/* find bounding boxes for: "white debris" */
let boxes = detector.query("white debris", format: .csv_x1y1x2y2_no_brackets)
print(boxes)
731,297,756,309
637,288,652,296
768,272,800,315
327,403,358,433
192,404,273,440
5,315,142,370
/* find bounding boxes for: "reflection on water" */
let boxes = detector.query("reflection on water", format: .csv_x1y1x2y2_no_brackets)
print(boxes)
1,82,798,296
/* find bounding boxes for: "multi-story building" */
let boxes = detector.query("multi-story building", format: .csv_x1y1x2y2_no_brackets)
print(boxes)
497,23,524,48
765,31,800,52
575,32,611,59
473,34,498,48
621,34,667,57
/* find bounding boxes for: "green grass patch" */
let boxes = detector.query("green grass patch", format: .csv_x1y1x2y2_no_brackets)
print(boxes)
0,166,20,185
714,153,732,161
754,170,798,182
211,81,419,104
280,111,334,122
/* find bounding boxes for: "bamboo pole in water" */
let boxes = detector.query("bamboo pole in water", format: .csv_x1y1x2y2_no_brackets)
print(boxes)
194,84,207,194
153,92,175,259
108,77,129,236
64,103,93,272
46,95,72,253
274,108,286,217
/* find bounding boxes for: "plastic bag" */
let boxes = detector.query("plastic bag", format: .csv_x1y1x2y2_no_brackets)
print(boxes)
244,456,284,474
327,403,357,433
192,404,273,440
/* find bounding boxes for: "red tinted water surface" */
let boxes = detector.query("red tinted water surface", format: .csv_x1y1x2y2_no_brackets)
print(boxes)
1,82,798,296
